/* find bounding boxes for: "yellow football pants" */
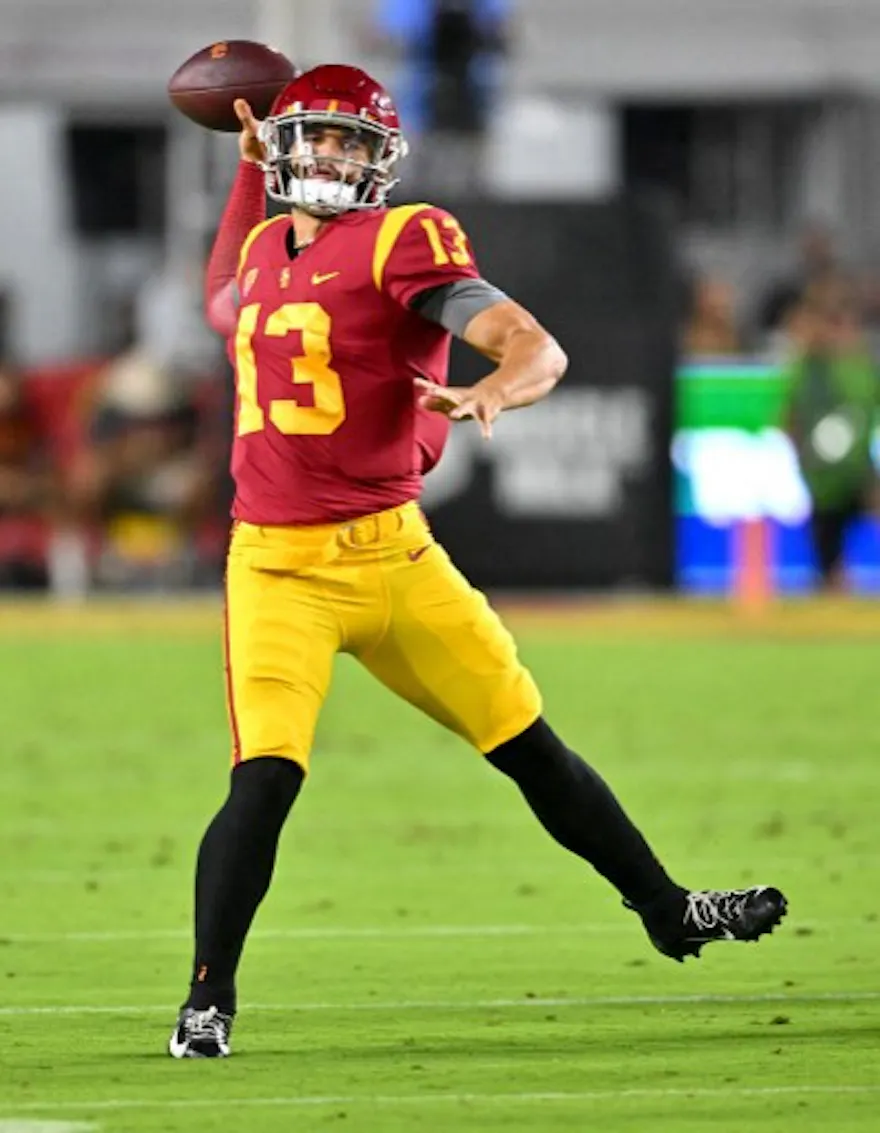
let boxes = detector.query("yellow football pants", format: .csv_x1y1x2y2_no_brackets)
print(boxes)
223,500,542,769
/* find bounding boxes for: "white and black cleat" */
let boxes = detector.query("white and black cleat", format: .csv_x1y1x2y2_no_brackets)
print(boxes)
640,886,788,962
168,1006,234,1059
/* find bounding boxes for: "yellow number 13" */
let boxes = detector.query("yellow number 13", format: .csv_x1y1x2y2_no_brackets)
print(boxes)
420,215,471,267
234,301,346,437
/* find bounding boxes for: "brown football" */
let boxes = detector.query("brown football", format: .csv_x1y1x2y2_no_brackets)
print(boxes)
168,40,298,132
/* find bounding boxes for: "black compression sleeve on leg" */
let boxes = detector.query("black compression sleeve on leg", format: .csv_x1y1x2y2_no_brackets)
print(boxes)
187,756,304,1014
486,717,685,911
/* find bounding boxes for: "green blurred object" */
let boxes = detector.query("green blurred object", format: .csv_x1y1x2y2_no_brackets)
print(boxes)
783,351,880,510
677,360,788,432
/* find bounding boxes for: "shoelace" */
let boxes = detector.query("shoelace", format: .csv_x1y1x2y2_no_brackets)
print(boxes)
186,1007,228,1044
685,889,751,932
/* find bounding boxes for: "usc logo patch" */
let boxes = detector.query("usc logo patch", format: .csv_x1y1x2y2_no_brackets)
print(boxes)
242,268,259,297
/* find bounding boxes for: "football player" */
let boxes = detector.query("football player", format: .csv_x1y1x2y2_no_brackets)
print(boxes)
169,65,787,1059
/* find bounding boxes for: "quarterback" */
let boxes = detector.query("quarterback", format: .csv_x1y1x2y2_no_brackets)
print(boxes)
169,64,787,1058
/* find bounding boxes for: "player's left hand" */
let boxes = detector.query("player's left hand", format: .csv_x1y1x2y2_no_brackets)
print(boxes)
414,377,502,440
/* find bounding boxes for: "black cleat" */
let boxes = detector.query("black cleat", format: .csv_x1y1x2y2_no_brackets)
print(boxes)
638,886,788,962
168,1006,234,1058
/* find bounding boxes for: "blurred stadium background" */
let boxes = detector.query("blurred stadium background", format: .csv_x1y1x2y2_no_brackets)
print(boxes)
1,0,879,599
2,5,880,1130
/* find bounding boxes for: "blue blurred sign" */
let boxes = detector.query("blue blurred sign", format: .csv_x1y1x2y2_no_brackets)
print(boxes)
674,360,880,592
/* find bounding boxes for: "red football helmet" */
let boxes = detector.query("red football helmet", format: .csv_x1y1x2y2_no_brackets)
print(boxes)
258,64,408,215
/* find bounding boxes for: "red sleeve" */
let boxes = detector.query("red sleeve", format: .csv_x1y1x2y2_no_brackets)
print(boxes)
204,161,265,337
379,205,481,309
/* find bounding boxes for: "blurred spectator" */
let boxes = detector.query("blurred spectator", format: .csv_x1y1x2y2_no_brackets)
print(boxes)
426,0,507,135
780,292,880,590
756,220,843,338
136,259,222,377
65,345,227,590
851,266,880,357
0,364,45,512
370,0,510,192
682,275,741,356
0,361,56,587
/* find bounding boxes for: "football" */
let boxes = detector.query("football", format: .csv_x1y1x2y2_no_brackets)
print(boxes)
168,40,298,132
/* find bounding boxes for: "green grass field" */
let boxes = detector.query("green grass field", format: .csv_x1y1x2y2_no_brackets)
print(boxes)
0,598,878,1132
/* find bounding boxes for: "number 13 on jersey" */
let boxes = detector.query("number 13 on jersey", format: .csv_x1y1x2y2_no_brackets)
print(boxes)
235,301,346,437
420,215,471,267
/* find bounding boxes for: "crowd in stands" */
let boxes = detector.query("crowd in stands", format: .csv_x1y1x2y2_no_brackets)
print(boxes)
684,221,880,591
0,285,233,597
683,221,880,360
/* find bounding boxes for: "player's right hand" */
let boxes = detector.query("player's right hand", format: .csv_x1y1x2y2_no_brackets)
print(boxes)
234,99,266,165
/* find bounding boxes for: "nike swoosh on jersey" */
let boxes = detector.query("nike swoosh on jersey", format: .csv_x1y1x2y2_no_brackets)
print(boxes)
407,545,432,562
312,271,341,286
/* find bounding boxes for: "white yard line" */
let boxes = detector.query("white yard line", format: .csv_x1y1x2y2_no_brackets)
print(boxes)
0,990,877,1017
1,923,628,943
3,1085,880,1114
0,919,847,944
0,1125,96,1132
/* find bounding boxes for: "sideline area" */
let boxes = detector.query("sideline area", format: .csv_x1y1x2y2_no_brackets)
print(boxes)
1,594,878,638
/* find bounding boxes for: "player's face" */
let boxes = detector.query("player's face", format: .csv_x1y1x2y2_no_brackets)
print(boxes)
288,123,376,184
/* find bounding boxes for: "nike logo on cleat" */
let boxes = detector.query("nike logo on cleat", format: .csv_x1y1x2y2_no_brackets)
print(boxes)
407,545,431,562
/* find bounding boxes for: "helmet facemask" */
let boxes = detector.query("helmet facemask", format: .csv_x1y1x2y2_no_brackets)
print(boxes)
259,111,407,216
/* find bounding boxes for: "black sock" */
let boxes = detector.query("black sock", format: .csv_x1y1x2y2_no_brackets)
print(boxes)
186,757,305,1014
487,717,685,912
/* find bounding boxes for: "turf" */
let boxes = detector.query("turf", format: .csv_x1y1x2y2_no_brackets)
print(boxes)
0,599,878,1132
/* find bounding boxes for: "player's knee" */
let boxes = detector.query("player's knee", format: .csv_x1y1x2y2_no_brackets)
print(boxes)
485,716,568,779
229,755,305,821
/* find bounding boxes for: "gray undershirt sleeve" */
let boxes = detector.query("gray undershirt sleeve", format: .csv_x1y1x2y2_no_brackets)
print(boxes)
410,278,509,338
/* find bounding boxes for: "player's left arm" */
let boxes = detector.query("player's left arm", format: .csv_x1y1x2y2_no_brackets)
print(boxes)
416,297,567,439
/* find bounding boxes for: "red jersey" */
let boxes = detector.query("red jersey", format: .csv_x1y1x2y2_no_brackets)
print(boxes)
229,202,480,525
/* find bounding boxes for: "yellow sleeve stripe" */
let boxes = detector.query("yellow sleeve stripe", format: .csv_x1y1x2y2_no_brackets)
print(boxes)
372,203,432,291
236,215,288,279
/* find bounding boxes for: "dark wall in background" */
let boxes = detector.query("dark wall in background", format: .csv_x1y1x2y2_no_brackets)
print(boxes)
419,195,679,590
